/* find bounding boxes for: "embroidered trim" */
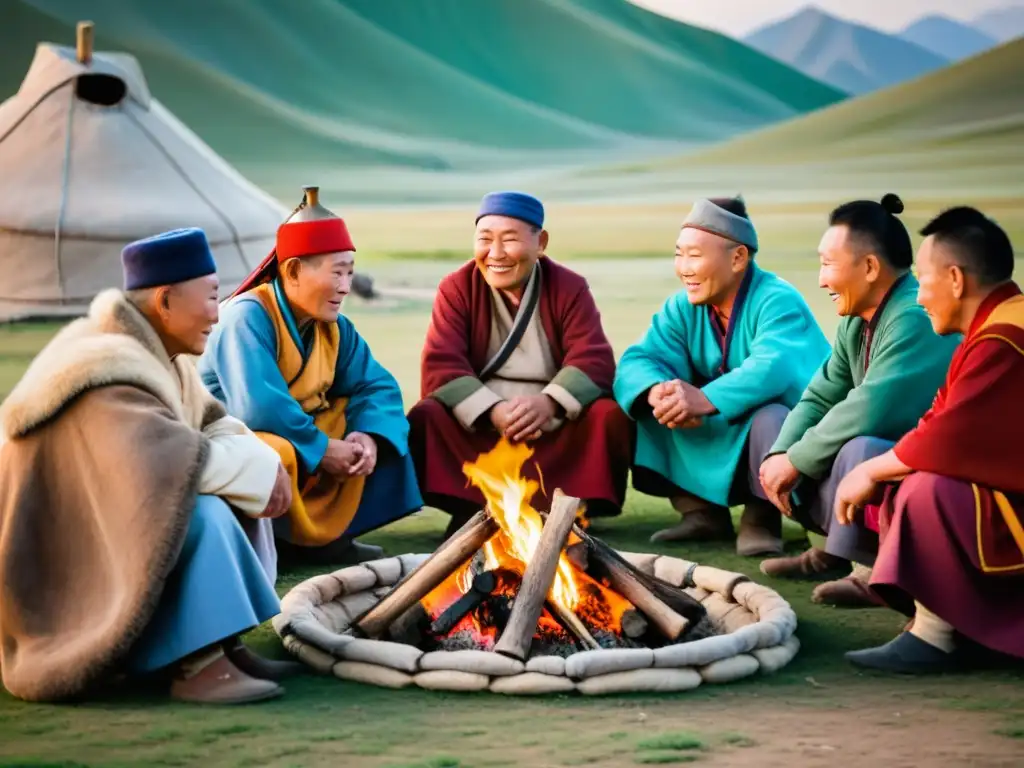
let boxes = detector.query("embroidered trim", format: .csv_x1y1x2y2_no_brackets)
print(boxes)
974,484,1024,574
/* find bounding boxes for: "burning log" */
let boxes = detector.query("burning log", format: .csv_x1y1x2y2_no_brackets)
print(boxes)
544,599,601,651
352,509,499,638
620,609,649,640
566,541,589,572
572,524,691,642
386,602,429,647
494,490,581,661
430,570,498,636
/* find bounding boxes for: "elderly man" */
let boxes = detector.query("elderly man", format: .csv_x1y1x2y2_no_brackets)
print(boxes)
838,207,1024,673
199,186,422,565
407,191,631,533
615,197,830,556
0,228,295,705
758,195,958,606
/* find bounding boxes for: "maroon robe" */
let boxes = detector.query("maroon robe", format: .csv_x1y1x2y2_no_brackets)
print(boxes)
870,282,1024,658
408,257,631,516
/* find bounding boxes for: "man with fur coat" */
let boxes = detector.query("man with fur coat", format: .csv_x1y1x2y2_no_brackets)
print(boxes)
0,228,298,705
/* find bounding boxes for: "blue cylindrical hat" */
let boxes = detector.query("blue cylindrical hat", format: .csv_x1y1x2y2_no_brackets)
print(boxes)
476,191,545,229
121,228,217,291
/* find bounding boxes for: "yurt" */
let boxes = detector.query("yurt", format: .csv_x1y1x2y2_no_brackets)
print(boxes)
0,21,287,321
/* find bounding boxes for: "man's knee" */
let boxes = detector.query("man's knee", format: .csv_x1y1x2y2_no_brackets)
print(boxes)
184,495,238,547
749,403,789,462
753,403,790,432
897,471,945,500
834,436,892,473
407,398,450,432
585,398,630,433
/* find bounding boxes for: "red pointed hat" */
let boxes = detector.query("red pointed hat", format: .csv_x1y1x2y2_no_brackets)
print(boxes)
230,186,356,298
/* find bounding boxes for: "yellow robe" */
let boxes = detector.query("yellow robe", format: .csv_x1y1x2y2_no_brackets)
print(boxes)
250,283,366,546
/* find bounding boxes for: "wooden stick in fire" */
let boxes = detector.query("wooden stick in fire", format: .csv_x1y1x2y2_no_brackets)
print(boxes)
494,489,581,661
352,509,500,638
544,599,601,651
572,524,690,642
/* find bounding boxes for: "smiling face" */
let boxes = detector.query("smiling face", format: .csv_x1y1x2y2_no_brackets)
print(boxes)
282,251,355,324
673,227,748,307
474,215,547,295
915,235,964,336
158,273,220,356
817,225,881,318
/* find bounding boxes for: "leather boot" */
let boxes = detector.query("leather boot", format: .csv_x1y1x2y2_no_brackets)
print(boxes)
736,500,783,557
760,547,851,581
170,650,283,705
223,640,305,681
811,566,885,608
650,498,734,544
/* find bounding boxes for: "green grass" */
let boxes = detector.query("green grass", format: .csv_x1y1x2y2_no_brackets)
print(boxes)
636,733,705,751
3,253,1024,766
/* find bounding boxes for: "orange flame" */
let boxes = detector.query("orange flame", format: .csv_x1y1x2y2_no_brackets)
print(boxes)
462,439,581,613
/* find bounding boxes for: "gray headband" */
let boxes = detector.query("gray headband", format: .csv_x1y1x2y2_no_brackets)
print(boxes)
682,199,758,252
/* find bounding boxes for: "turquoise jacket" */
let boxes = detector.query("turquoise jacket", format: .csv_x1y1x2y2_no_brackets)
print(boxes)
615,263,831,505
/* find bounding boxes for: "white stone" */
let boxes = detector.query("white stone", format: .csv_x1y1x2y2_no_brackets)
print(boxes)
307,573,345,603
333,566,378,596
565,648,654,680
526,656,566,676
271,613,289,637
316,602,353,634
340,638,423,673
727,623,769,654
419,650,524,677
699,654,760,684
577,667,702,695
691,566,749,601
653,633,743,668
489,672,577,695
333,661,414,689
290,637,336,674
414,670,491,692
398,553,430,576
338,591,382,623
364,557,403,586
752,635,801,674
290,618,355,657
744,620,785,649
653,556,695,587
617,551,658,575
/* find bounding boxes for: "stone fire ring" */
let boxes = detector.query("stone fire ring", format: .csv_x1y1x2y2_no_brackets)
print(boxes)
273,552,800,695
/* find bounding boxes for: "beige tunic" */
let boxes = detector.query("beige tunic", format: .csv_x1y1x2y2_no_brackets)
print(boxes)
452,282,584,432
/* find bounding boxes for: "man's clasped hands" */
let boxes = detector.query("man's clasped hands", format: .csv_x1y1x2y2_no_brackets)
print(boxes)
259,431,379,519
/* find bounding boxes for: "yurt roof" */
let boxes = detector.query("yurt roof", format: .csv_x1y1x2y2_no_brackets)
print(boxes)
0,23,286,319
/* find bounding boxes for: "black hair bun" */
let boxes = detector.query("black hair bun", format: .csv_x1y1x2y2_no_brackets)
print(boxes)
881,193,904,215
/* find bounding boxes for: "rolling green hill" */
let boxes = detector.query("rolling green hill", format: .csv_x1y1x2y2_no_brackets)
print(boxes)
564,37,1024,206
2,0,842,201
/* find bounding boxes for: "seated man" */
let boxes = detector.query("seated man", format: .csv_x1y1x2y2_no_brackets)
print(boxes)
0,228,294,705
199,186,422,565
614,197,831,556
758,195,958,605
838,206,1024,673
407,191,631,531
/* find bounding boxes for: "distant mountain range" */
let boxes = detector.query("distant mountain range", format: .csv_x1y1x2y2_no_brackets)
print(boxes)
899,15,996,61
973,5,1024,41
744,7,948,95
2,0,843,202
743,5,1022,95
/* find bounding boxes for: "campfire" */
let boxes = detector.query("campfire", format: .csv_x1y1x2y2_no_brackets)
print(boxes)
351,440,710,660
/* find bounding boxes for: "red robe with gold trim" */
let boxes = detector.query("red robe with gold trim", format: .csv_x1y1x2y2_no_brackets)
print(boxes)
870,282,1024,658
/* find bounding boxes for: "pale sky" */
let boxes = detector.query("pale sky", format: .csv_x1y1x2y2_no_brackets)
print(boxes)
629,0,1016,36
